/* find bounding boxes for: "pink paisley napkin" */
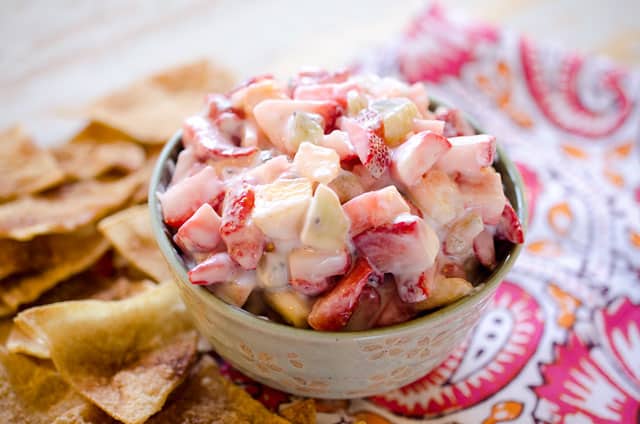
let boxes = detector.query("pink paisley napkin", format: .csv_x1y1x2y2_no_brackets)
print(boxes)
220,4,640,423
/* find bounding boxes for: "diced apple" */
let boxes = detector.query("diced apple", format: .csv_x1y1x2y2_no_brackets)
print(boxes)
252,178,312,240
351,164,395,192
308,257,381,331
293,81,359,108
473,229,497,269
343,186,410,235
209,270,257,307
300,184,350,250
264,290,313,328
256,251,289,289
436,134,496,178
158,166,225,228
496,202,524,243
170,148,204,186
183,116,258,160
413,119,445,135
354,214,439,275
328,169,365,203
284,112,324,153
289,247,351,296
339,116,390,178
414,276,473,311
188,252,240,285
253,99,340,150
219,185,265,269
408,169,463,226
319,130,357,161
375,278,417,327
246,155,291,184
435,107,475,137
458,168,507,225
293,142,340,185
391,131,451,187
174,203,222,256
370,98,419,146
230,78,288,118
443,213,484,255
344,285,381,331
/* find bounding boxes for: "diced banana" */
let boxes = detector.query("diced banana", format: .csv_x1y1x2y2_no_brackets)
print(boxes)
253,178,312,240
370,98,418,146
256,251,290,289
293,142,340,185
414,277,473,311
285,112,324,152
265,290,313,328
300,184,350,251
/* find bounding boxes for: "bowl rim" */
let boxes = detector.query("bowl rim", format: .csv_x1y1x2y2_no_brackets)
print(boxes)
148,108,527,341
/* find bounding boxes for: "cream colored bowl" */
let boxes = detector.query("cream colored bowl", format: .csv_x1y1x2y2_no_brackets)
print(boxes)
149,127,526,399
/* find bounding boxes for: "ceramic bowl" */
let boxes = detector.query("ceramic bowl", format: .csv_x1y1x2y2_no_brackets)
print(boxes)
149,121,526,399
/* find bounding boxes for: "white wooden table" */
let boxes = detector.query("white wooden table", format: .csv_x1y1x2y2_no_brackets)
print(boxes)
1,0,638,146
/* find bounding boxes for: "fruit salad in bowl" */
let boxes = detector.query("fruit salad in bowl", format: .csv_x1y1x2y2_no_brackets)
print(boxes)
154,69,524,333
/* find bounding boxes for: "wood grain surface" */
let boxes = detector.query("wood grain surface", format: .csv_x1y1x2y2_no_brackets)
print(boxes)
1,0,638,146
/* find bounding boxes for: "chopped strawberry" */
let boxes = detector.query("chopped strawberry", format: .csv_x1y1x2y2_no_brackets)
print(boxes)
344,285,382,331
473,229,497,269
406,82,431,117
158,166,224,228
350,165,395,192
174,203,222,256
206,94,232,119
458,168,507,225
342,186,410,235
170,148,205,186
253,99,341,150
353,214,440,275
408,169,463,226
391,131,451,187
188,252,240,285
245,155,291,184
395,266,435,303
412,118,445,135
339,115,390,178
289,248,351,296
375,280,417,327
443,213,484,255
436,134,496,178
496,201,524,243
226,74,275,97
219,184,265,269
439,259,467,278
308,257,381,331
293,81,359,108
435,107,475,137
230,78,288,119
183,116,258,160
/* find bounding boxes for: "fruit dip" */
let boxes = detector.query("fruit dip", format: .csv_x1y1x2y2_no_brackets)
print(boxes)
158,69,524,331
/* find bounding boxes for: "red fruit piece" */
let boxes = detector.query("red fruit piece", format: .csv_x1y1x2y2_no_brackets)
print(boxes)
344,285,382,331
496,202,524,243
158,166,224,228
226,74,275,96
174,203,222,256
436,134,496,178
435,107,475,137
188,252,240,286
340,115,390,178
473,229,497,269
353,214,439,275
391,130,451,187
375,279,417,327
170,148,205,186
342,186,410,236
308,257,381,331
205,94,232,119
289,248,351,296
293,81,359,108
395,267,435,303
219,185,265,269
183,115,258,160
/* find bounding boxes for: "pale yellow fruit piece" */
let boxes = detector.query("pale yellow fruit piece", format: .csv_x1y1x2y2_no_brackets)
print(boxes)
253,178,312,240
256,251,289,289
300,184,349,251
328,169,365,203
415,276,473,311
409,169,464,226
370,98,419,146
293,142,340,185
264,290,312,328
346,90,368,116
285,112,324,153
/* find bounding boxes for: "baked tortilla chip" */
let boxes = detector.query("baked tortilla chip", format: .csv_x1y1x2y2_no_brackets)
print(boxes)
98,205,172,282
86,60,235,143
0,172,143,241
147,355,289,424
6,325,49,359
13,283,197,424
0,126,65,200
280,400,317,424
0,229,109,315
0,346,95,424
53,123,146,180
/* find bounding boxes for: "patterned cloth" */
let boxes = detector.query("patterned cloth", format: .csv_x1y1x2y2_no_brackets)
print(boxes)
221,4,640,423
